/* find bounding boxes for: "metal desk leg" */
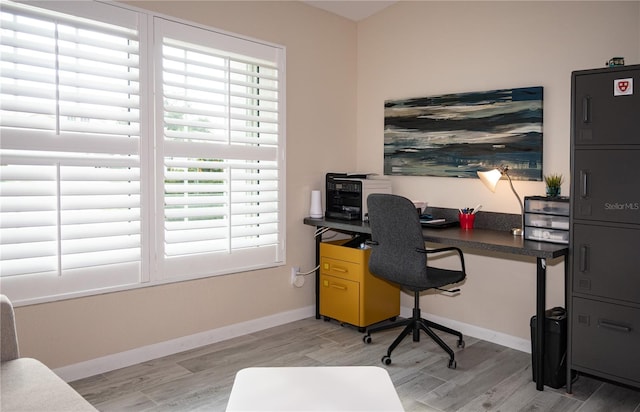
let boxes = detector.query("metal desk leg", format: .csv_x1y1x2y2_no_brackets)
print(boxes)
565,254,573,394
535,257,546,391
315,227,321,319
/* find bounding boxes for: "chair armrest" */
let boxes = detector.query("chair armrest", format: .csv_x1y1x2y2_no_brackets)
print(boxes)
1,294,20,361
417,246,466,274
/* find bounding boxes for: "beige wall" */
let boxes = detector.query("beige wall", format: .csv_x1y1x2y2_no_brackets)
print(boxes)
13,1,357,369
11,1,640,370
356,1,640,338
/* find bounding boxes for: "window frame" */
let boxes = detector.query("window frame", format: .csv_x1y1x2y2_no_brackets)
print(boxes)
0,1,286,305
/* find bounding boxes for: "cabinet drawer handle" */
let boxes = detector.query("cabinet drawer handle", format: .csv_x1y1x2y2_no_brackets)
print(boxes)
579,245,589,272
331,266,348,273
580,170,589,198
582,96,591,123
330,283,347,291
598,320,631,333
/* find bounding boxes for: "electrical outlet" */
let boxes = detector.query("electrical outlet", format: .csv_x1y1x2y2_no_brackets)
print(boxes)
290,266,299,284
291,266,304,287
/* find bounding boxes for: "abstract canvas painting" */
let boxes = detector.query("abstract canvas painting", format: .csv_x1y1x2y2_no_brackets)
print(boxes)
384,87,543,181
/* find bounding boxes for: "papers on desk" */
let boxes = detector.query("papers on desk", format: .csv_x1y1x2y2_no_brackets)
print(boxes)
421,218,446,224
420,217,459,228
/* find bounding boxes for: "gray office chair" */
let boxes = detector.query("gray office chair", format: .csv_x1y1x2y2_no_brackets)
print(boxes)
363,193,466,369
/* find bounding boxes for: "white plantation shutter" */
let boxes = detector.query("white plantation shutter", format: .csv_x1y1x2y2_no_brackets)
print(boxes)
0,2,285,303
0,1,140,140
0,1,143,301
155,19,285,278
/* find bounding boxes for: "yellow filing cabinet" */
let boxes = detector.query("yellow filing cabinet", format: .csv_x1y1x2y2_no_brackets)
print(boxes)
319,239,400,329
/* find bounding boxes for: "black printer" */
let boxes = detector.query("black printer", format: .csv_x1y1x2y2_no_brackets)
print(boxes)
325,173,391,221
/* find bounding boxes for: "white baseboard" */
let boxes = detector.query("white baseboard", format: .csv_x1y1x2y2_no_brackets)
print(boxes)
55,305,529,382
400,307,531,354
54,305,315,382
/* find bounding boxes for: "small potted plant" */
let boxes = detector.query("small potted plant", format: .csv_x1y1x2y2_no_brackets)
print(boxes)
544,173,563,197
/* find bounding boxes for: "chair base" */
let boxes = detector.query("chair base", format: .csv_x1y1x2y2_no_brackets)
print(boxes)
364,299,465,369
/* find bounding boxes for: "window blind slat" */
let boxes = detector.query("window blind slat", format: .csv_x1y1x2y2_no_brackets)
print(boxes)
1,256,58,278
163,144,278,163
165,219,226,231
56,33,139,59
57,61,139,82
0,99,55,116
1,83,56,100
62,249,140,270
0,211,57,228
1,68,140,96
0,50,56,71
61,209,140,225
0,196,56,212
0,240,57,259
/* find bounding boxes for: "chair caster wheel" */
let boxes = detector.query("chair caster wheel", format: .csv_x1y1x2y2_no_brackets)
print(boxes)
363,334,372,344
448,359,457,369
382,355,391,365
457,339,465,348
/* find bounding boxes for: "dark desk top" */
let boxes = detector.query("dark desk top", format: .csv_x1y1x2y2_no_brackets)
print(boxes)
303,217,568,260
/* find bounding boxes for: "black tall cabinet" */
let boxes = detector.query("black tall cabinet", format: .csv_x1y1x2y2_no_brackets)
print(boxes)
568,64,640,391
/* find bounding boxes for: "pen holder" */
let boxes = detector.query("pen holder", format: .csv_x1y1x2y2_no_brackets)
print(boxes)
459,213,476,230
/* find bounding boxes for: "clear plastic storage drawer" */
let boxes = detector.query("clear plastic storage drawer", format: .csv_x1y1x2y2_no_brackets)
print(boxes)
525,227,569,244
525,213,570,230
525,199,570,216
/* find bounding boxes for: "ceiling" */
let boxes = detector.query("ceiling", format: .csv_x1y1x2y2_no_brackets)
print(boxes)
303,1,397,21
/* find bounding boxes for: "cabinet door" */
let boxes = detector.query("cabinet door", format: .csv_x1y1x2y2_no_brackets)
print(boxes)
573,68,640,146
573,223,640,304
573,149,640,224
319,274,359,325
572,297,640,385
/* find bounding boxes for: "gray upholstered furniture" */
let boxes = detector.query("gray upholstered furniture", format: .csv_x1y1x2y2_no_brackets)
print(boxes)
363,194,467,369
1,294,97,411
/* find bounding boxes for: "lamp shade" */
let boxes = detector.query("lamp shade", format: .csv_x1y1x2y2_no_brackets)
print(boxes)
477,169,502,192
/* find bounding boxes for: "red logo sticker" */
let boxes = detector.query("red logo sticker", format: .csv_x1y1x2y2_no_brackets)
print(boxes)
614,78,633,96
617,81,629,92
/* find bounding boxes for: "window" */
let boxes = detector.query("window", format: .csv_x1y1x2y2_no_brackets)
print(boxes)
155,19,284,280
0,1,285,303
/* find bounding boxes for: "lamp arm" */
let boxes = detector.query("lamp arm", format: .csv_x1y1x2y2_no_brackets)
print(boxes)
504,172,525,230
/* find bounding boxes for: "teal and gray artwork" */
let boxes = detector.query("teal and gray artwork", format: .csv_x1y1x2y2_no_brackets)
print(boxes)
384,87,543,181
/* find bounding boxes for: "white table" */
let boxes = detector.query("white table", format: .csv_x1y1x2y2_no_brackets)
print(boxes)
225,366,404,411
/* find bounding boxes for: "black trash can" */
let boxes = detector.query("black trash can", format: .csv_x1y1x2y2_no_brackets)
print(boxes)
530,307,568,389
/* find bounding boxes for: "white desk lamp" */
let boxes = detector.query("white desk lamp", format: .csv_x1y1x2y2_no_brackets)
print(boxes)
477,165,524,236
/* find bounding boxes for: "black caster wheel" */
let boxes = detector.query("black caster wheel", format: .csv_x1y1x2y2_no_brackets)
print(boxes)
457,339,465,348
323,316,330,322
448,359,457,369
363,334,372,344
382,355,391,365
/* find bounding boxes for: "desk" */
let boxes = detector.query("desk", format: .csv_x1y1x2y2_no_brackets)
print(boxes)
303,217,568,391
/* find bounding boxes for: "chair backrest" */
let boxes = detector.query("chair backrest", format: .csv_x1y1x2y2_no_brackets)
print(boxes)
367,194,428,289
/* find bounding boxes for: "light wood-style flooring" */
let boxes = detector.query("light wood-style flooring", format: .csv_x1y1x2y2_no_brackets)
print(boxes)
70,317,640,411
